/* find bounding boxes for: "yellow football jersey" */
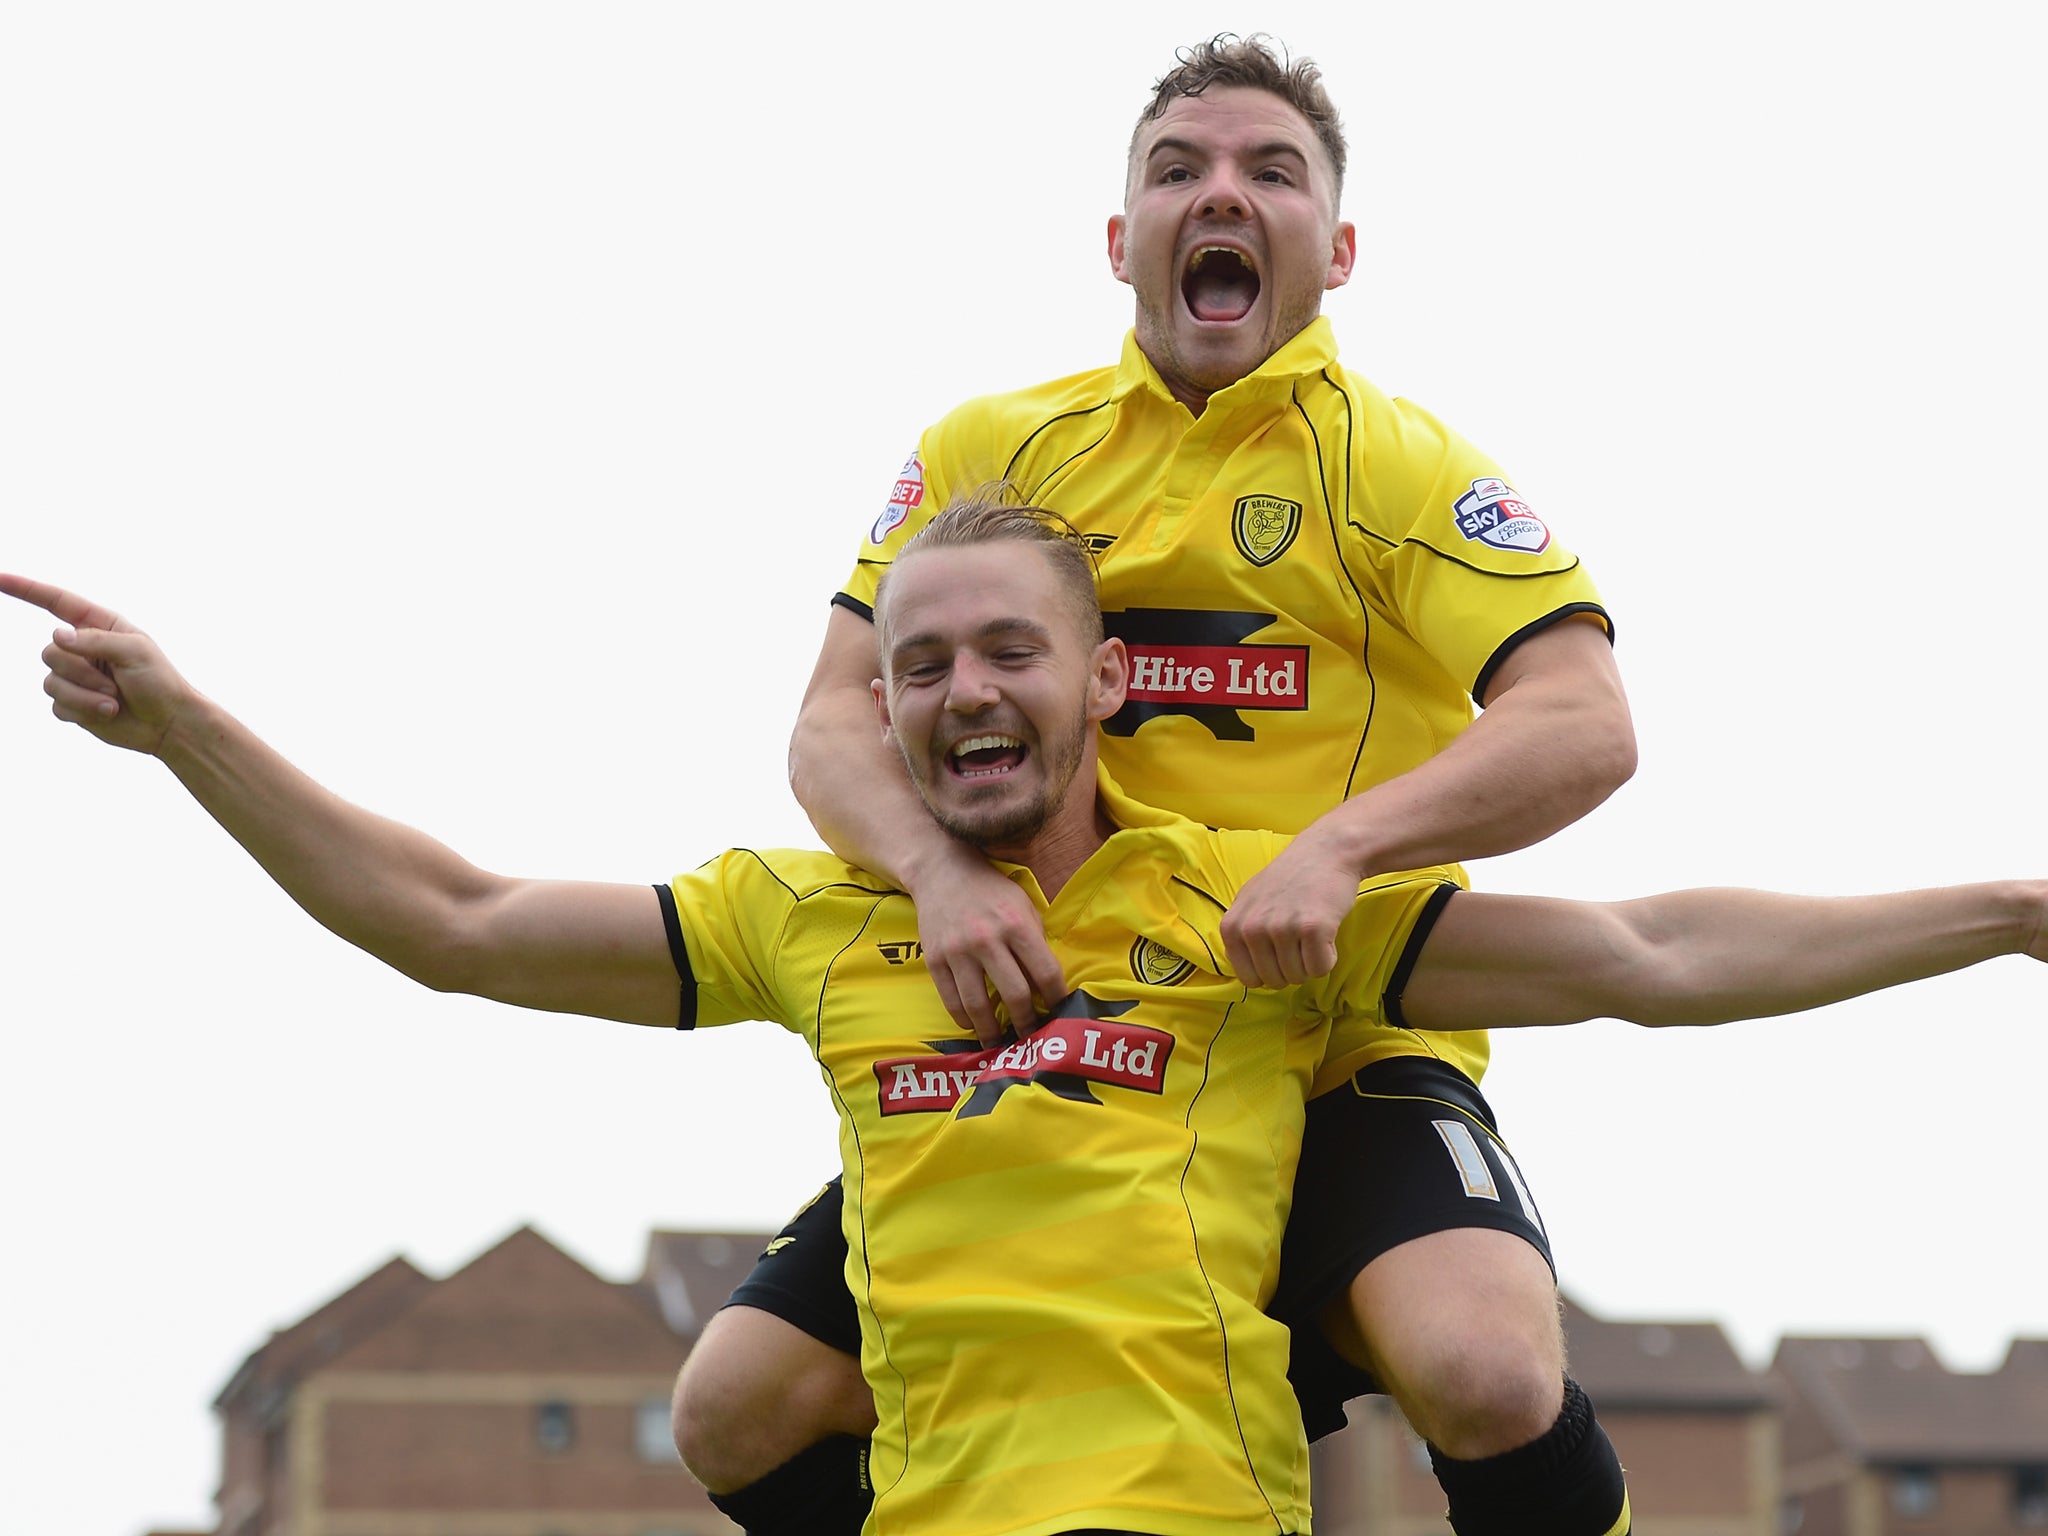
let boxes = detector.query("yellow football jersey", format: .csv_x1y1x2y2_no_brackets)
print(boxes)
663,774,1458,1536
840,318,1604,1088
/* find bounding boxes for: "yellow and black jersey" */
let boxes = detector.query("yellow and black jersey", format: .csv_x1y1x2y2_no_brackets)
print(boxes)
659,772,1458,1536
838,318,1605,1088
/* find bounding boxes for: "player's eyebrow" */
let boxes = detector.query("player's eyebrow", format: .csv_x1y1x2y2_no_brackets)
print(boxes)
1144,134,1311,167
889,615,1053,665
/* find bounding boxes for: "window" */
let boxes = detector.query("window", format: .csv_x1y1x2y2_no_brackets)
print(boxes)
536,1400,576,1454
2017,1465,2048,1527
1890,1466,1938,1517
636,1396,680,1464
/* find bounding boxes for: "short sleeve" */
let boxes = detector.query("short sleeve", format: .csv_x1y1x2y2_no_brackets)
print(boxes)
664,850,802,1031
835,393,1030,616
1300,868,1466,1095
836,442,939,618
1349,399,1611,700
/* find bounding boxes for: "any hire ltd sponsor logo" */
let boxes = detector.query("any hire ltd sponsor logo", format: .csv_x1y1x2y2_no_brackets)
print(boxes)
874,992,1172,1118
1126,644,1307,708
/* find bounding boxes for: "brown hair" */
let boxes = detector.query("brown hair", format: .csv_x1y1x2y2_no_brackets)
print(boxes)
1129,33,1347,202
876,489,1103,654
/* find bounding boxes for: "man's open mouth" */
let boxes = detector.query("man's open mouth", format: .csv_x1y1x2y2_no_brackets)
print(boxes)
1182,245,1260,323
948,734,1027,781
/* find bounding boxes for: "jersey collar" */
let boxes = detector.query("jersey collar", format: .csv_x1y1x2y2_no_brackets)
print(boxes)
992,765,1227,923
1112,316,1339,407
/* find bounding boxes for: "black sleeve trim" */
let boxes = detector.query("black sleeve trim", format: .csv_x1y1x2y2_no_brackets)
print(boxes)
1472,603,1614,705
831,592,875,623
1383,882,1461,1031
652,883,698,1031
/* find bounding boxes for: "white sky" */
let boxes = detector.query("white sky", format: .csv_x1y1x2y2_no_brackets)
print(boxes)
3,5,2044,1532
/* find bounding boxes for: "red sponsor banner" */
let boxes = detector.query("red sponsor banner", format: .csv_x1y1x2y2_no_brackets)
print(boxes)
874,1017,1174,1115
1124,643,1309,709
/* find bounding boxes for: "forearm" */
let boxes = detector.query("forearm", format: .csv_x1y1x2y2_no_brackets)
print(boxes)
1607,884,2045,1026
1401,882,2045,1033
1308,670,1635,877
159,693,497,988
11,581,674,1022
788,687,980,894
1400,876,2039,1036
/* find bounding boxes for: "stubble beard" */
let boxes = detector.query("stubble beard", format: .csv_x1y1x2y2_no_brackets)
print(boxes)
912,705,1090,853
1135,293,1328,405
1135,299,1251,404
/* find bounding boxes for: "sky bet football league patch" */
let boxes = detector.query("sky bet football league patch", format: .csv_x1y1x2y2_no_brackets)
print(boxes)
1452,476,1551,554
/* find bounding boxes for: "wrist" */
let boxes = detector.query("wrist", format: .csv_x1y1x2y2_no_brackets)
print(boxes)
154,690,223,768
892,827,982,898
1300,803,1395,882
2002,880,2048,958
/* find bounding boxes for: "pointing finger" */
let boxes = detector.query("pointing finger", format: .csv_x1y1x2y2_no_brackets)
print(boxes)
0,573,129,633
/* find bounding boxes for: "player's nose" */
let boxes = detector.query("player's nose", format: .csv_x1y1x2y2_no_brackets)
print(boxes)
1198,163,1252,220
944,651,1002,710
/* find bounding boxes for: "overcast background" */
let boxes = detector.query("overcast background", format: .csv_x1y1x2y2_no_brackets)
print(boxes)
3,4,2044,1531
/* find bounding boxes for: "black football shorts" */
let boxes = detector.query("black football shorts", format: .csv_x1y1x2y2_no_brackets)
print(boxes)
1273,1054,1554,1437
724,1179,863,1356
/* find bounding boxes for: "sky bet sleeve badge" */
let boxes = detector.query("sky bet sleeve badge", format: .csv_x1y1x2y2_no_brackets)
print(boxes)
870,452,925,545
1452,477,1551,554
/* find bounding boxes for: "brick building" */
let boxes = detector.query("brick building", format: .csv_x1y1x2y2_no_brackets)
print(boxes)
209,1225,739,1536
185,1226,2048,1536
1772,1334,2048,1536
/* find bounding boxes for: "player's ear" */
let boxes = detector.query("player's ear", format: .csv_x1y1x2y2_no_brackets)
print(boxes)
1086,638,1128,723
1325,220,1357,291
1107,215,1131,285
872,677,895,744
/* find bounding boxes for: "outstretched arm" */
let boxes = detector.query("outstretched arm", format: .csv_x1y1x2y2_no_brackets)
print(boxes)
2,574,680,1025
790,604,1065,1044
1224,618,1636,987
1398,881,2048,1033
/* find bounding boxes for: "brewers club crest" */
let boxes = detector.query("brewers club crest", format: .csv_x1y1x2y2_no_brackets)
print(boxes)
1129,936,1196,987
1232,495,1302,566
